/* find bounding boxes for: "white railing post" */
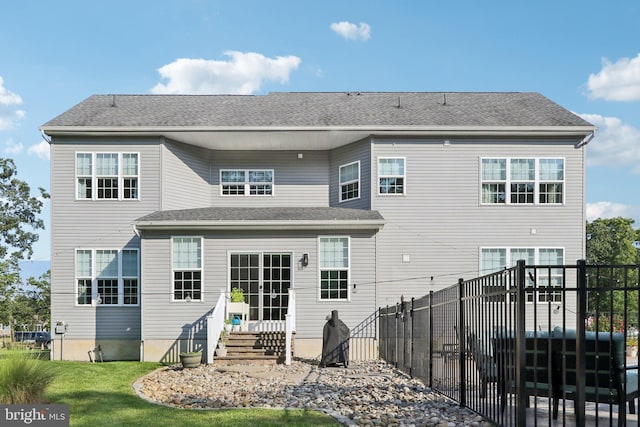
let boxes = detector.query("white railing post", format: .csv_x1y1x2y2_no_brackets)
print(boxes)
285,289,296,365
206,289,227,364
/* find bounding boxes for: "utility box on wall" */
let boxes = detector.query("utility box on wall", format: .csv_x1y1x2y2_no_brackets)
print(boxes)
55,321,67,334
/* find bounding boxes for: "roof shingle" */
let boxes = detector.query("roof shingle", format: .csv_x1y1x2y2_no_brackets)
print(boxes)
135,206,384,223
42,92,593,129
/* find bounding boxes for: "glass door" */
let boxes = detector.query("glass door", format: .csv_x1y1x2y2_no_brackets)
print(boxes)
229,252,291,321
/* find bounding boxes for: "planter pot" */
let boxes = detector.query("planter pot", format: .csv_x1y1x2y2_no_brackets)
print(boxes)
216,347,228,357
180,352,202,368
627,347,638,358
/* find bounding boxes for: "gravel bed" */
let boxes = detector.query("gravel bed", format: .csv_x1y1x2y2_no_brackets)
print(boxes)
135,359,490,426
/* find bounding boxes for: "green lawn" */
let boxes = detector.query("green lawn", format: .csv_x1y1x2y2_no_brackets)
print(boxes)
45,361,340,427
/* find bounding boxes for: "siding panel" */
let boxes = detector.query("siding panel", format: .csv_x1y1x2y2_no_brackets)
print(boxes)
50,138,161,339
161,139,212,210
210,150,330,207
141,230,377,342
371,138,585,307
330,138,372,209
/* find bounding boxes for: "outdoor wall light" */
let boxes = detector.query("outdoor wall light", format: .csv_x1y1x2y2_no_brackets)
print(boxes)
302,253,309,267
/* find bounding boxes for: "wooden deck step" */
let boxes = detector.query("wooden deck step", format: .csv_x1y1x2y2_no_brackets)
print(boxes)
215,330,293,365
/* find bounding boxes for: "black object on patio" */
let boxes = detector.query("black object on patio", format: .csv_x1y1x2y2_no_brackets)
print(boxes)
320,310,350,367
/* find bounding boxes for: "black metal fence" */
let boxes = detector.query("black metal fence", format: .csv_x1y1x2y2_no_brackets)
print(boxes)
379,260,640,426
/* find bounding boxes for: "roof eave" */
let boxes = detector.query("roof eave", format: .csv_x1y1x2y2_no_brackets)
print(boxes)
40,125,596,137
134,219,386,231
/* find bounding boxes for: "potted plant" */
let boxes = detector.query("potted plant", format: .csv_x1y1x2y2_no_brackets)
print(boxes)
230,287,245,302
216,329,228,357
227,288,249,331
179,350,202,368
224,318,233,333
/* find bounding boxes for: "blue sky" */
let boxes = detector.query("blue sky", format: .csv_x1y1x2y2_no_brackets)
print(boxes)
1,0,639,262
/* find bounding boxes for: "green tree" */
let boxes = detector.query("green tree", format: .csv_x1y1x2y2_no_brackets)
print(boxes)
10,271,51,332
586,217,640,265
0,158,49,333
0,158,49,263
586,217,640,329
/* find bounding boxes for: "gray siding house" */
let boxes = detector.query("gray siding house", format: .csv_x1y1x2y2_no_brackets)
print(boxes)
41,92,595,362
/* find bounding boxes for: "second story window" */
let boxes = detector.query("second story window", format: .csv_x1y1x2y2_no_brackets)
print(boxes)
339,161,360,202
76,152,139,200
96,154,118,199
221,169,273,196
378,157,405,195
481,158,564,205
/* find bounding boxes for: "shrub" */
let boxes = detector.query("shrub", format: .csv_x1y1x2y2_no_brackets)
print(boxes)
0,350,57,404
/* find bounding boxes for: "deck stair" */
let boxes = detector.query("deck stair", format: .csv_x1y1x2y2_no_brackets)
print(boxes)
216,331,291,364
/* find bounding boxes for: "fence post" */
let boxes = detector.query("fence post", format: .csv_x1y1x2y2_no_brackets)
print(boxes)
516,260,527,427
429,290,434,389
410,297,415,378
385,305,390,362
458,278,466,407
575,259,587,425
395,302,400,369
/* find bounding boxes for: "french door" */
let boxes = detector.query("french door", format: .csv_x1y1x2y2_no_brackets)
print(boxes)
229,252,291,321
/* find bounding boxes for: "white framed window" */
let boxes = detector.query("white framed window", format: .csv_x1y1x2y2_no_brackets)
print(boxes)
75,248,139,306
339,161,360,202
76,250,92,305
220,169,273,196
172,237,203,301
318,237,350,301
122,153,139,200
481,158,564,205
76,152,139,200
378,157,405,195
480,247,564,303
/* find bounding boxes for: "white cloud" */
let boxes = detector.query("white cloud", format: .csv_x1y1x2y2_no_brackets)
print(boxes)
587,53,640,101
150,51,301,95
3,138,23,155
27,140,50,160
587,201,640,224
330,21,371,41
579,113,640,172
0,76,25,131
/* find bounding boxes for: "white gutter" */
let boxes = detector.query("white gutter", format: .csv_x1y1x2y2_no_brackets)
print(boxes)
40,125,596,136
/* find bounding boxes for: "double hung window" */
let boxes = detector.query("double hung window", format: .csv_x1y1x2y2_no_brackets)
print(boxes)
481,158,564,205
339,161,360,202
221,169,273,196
76,152,139,200
480,247,564,303
172,237,203,301
319,237,350,301
378,158,405,195
75,248,139,306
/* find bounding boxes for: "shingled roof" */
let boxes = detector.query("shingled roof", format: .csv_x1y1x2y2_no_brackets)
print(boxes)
134,206,385,231
42,92,593,129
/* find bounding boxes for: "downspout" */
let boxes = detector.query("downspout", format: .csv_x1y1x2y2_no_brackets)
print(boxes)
575,130,594,260
133,224,143,361
574,130,595,149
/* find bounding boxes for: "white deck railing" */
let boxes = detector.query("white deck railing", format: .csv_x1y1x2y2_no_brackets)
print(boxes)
208,288,296,365
206,291,226,364
285,288,296,365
